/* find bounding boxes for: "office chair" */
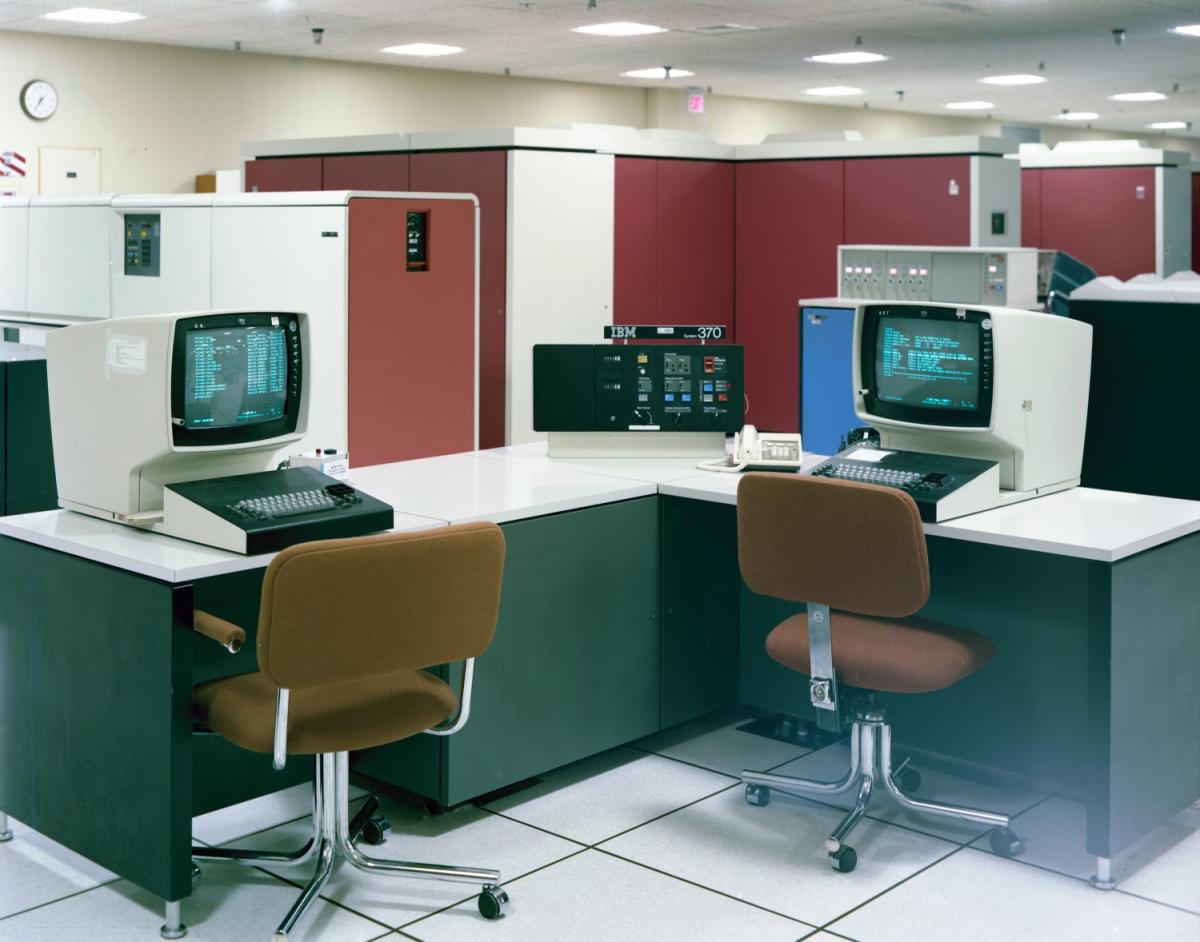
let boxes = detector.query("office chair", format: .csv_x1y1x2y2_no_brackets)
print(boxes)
185,522,508,941
736,473,1022,873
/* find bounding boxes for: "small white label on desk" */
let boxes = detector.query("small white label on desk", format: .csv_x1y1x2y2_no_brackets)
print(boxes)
105,332,147,375
851,448,893,463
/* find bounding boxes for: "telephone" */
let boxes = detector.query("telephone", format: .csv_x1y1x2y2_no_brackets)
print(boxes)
697,425,803,473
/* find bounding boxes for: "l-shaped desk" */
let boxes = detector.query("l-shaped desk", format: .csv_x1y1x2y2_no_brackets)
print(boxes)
2,444,1199,911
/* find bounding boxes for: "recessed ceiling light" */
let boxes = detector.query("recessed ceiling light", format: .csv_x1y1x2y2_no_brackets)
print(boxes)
43,7,144,23
621,67,694,79
945,100,994,110
1149,121,1188,130
807,51,888,64
573,21,666,36
1171,24,1200,37
805,85,863,97
1109,91,1167,102
980,73,1046,86
1058,111,1099,121
381,43,463,57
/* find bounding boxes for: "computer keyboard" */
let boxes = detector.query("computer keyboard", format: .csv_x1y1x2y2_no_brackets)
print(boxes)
811,463,925,489
230,484,362,520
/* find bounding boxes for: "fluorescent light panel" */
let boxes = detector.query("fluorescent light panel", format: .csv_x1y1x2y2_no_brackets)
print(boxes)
1109,91,1166,101
1171,24,1200,37
946,100,994,110
1149,121,1187,129
43,7,143,23
622,67,693,79
808,51,887,64
382,43,463,56
980,73,1046,86
805,85,863,96
1058,111,1098,121
574,21,666,36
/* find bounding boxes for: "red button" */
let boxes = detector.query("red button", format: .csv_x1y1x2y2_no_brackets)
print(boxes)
718,393,728,402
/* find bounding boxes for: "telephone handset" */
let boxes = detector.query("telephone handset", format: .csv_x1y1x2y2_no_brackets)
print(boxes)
696,425,804,473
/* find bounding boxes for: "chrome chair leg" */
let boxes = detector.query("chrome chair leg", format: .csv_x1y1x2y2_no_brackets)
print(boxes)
742,720,863,799
193,757,324,869
160,899,187,939
0,811,12,842
825,724,876,855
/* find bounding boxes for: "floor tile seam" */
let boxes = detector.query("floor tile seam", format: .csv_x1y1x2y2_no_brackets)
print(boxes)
397,846,592,931
957,839,1115,886
474,805,591,847
590,781,741,845
245,861,398,933
624,742,745,780
0,875,123,924
819,839,967,931
1112,887,1200,918
591,844,820,929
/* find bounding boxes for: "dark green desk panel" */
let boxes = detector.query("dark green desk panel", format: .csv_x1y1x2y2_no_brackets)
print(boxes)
4,360,58,515
660,496,740,727
356,496,662,805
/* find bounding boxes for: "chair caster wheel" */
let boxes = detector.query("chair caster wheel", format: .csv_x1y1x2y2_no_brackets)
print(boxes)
989,826,1023,858
478,885,509,920
360,816,391,846
745,784,770,807
896,767,921,792
190,862,201,888
829,845,857,873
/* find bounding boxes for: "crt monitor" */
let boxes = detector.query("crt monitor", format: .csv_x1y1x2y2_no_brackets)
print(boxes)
852,303,1092,494
47,310,309,522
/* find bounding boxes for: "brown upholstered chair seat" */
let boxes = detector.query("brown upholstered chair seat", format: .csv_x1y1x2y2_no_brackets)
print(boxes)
194,669,457,755
766,610,996,694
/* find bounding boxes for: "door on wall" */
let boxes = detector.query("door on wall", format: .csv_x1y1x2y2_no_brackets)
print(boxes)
39,147,100,196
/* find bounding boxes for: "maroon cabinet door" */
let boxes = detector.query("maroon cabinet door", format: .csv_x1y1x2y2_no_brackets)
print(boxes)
844,156,971,245
613,157,659,325
410,150,508,449
1021,169,1043,247
322,154,410,191
735,159,844,432
1192,173,1199,273
1040,167,1156,279
244,157,322,192
655,160,735,329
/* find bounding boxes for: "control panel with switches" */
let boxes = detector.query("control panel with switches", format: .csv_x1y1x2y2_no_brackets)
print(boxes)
838,245,1037,309
532,344,744,434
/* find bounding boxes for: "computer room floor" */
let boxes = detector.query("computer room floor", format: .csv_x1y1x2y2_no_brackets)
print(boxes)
1,711,1197,942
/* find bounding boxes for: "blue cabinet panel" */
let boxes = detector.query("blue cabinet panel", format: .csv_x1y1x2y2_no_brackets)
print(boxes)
799,305,859,455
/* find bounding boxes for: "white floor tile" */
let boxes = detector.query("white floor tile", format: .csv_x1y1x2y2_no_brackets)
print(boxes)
193,779,368,847
979,796,1200,912
768,742,1051,845
634,711,811,778
0,865,387,941
403,849,812,942
482,747,735,845
0,817,116,919
599,786,955,925
222,790,581,929
830,847,1200,942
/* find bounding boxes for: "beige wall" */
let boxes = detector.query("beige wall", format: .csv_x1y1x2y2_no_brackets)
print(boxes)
1,28,1195,197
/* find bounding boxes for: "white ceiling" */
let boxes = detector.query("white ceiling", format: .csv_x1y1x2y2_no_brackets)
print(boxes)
3,0,1200,138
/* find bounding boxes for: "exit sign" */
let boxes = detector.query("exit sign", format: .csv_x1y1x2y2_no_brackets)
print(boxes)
687,93,705,114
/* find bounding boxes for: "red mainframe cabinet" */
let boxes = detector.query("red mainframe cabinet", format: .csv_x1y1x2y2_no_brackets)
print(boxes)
735,160,844,432
1021,169,1043,247
613,158,735,331
844,156,972,245
322,154,410,190
347,198,476,466
244,157,322,192
410,151,508,450
1039,167,1156,279
613,157,658,325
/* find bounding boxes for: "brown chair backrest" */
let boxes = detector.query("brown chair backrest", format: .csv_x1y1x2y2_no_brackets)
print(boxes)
256,521,506,689
737,473,929,618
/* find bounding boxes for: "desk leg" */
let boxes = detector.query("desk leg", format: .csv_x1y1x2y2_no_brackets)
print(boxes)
1091,856,1116,891
161,900,187,939
0,811,11,841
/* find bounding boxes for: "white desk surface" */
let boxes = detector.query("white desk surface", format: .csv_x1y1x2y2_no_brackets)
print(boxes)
4,450,1200,579
0,508,445,583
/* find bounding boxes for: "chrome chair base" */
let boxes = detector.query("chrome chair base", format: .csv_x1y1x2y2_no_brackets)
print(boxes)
190,753,507,940
742,707,1021,872
0,811,12,842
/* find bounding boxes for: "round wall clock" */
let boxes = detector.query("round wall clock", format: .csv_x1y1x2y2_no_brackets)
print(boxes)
20,80,58,120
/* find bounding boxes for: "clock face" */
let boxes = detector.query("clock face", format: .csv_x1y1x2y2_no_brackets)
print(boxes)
21,80,57,120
